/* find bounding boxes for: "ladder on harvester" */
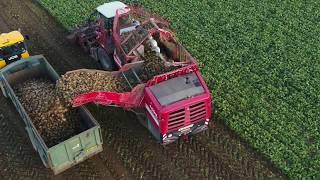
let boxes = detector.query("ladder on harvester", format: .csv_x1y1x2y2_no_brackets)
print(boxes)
121,68,142,89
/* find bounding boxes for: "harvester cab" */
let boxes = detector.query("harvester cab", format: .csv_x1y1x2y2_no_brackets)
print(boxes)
142,64,212,144
0,31,29,69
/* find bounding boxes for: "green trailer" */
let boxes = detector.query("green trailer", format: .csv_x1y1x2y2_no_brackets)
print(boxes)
0,55,103,175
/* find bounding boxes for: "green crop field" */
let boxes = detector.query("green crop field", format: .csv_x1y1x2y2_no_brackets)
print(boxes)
39,0,320,178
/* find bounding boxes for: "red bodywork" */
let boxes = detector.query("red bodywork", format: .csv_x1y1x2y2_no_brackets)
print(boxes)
112,6,170,68
72,63,212,137
143,66,212,135
70,5,212,144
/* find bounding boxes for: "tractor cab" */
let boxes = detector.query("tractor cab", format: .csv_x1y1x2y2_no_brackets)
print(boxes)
91,1,128,29
94,2,139,33
0,31,29,69
69,1,172,71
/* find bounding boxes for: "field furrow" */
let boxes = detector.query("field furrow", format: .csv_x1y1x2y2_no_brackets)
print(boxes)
0,0,296,179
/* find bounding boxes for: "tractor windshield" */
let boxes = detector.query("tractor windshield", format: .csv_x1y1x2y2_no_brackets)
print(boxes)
150,72,205,106
0,42,26,58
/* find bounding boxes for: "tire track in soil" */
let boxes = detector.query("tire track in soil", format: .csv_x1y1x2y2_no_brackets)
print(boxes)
98,144,135,180
0,0,71,74
0,96,108,179
0,0,124,179
91,107,241,179
28,0,288,178
90,107,191,179
194,122,287,179
0,15,10,32
0,97,53,179
96,109,196,179
0,0,287,179
0,0,99,74
91,105,287,179
22,0,100,70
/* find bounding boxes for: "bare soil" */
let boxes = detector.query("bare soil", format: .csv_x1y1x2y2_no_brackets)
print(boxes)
0,0,287,179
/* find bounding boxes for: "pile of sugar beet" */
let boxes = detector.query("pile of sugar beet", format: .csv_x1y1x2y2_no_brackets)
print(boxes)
14,46,177,147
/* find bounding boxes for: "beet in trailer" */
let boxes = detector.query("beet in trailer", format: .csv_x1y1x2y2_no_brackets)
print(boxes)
0,55,103,175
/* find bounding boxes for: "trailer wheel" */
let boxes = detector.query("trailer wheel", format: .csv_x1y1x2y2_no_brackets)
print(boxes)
97,48,115,71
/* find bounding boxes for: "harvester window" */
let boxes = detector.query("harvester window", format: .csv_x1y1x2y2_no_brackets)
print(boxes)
150,72,205,106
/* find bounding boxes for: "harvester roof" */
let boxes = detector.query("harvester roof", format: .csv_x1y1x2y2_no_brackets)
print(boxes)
150,72,205,106
0,31,24,48
96,1,127,18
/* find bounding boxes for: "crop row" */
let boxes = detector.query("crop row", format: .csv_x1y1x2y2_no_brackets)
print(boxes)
38,0,320,178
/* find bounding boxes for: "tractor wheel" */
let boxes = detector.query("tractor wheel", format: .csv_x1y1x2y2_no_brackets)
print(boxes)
97,48,115,71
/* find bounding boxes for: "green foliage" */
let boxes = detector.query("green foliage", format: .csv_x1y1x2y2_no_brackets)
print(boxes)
39,0,320,178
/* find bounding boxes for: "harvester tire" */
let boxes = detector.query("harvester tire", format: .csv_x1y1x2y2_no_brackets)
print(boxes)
97,48,115,71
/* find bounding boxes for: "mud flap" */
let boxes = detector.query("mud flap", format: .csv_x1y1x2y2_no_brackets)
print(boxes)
136,112,148,129
146,117,161,142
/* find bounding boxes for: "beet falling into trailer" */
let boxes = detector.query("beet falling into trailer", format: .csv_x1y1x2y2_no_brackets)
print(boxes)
67,1,212,144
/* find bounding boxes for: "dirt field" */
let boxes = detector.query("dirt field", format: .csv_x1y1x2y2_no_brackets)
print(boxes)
0,0,287,179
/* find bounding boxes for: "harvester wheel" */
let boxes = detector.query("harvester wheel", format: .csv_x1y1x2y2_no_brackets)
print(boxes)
97,48,115,71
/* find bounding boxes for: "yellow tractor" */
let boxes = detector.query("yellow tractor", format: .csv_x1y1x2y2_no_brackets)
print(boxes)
0,31,29,69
